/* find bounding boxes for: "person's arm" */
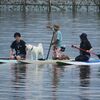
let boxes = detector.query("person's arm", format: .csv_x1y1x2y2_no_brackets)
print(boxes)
86,48,93,53
10,42,15,59
10,49,14,56
10,48,15,59
86,40,92,52
52,39,59,45
47,25,53,30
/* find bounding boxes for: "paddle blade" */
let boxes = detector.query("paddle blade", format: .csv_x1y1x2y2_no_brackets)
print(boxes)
56,61,72,66
97,54,100,59
38,58,46,61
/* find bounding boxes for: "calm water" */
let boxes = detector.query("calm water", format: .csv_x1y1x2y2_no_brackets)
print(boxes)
0,11,100,100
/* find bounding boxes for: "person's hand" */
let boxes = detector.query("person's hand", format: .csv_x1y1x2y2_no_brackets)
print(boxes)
51,42,54,45
72,45,79,48
86,50,90,53
47,25,53,30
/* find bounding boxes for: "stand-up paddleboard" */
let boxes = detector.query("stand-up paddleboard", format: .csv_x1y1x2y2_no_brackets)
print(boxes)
0,59,18,64
57,60,100,66
18,59,69,64
1,59,100,66
0,59,70,65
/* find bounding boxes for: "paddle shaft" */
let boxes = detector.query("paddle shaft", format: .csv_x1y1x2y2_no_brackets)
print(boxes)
46,31,55,60
72,45,100,58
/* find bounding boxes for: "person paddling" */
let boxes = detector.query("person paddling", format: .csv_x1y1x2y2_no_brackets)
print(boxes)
75,33,92,61
51,24,69,60
10,32,26,60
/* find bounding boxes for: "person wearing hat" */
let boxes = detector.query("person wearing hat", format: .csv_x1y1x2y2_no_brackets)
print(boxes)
51,24,62,59
10,32,26,60
75,33,92,61
51,24,70,60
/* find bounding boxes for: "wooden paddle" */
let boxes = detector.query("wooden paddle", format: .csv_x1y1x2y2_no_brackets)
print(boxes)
45,31,55,60
38,31,55,60
38,25,54,60
72,45,100,59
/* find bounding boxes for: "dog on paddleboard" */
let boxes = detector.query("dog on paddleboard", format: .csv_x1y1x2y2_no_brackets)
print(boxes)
26,43,44,60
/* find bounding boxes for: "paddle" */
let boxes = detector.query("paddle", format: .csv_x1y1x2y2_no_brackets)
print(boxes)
38,26,55,60
39,32,54,60
72,45,100,59
45,31,55,60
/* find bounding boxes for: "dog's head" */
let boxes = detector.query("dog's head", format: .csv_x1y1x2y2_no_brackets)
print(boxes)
38,43,43,48
26,44,33,50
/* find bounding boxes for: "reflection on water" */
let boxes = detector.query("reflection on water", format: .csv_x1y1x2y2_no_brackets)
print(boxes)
0,11,100,100
0,63,100,100
11,64,27,100
79,65,90,100
79,66,90,87
12,64,27,83
52,64,67,100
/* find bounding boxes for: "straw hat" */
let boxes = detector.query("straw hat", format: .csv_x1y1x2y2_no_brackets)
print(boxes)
53,24,60,30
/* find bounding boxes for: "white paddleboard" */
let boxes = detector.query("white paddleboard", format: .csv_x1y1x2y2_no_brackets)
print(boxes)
0,59,71,64
0,60,18,64
18,59,69,64
57,60,100,66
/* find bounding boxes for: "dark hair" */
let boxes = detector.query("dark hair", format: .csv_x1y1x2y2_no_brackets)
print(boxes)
80,33,87,40
14,32,21,38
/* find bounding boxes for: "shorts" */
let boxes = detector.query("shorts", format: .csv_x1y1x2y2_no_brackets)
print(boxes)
52,46,61,59
14,54,26,59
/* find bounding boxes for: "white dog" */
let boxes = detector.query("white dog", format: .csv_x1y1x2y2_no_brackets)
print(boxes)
26,43,44,60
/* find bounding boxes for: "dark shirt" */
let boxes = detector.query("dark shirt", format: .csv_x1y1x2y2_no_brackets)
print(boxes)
80,40,92,56
10,40,26,55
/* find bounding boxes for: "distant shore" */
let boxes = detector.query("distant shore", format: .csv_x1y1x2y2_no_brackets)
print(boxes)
0,0,100,12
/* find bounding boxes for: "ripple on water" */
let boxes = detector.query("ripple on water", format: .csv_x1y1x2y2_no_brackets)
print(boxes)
0,12,100,100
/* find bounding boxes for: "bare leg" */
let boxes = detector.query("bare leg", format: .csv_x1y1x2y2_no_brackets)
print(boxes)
10,55,15,59
16,55,26,60
16,56,22,60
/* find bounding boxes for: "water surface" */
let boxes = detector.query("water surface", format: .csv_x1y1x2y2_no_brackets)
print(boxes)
0,11,100,100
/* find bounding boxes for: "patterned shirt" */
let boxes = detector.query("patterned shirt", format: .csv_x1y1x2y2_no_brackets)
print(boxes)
53,30,62,48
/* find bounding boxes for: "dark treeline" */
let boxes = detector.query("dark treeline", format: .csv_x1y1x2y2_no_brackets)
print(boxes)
0,0,100,5
0,0,100,12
